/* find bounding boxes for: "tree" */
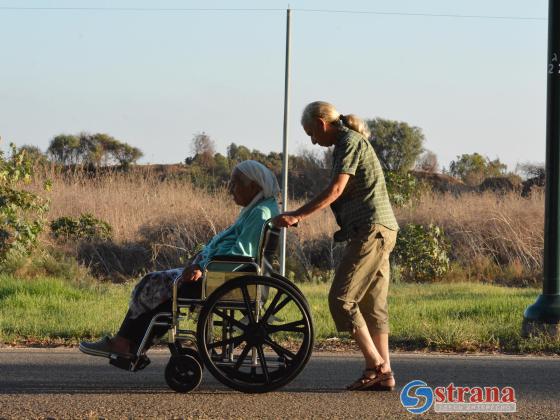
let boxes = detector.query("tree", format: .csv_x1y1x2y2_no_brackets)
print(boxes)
77,133,104,168
92,133,120,166
112,143,143,168
226,143,238,161
47,132,143,169
289,150,329,198
448,153,507,186
18,145,48,166
226,142,251,163
213,153,232,179
516,162,545,180
415,150,439,173
367,118,425,174
47,134,80,165
190,132,216,168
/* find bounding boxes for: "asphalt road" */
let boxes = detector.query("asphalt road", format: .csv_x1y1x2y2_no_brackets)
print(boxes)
0,348,559,419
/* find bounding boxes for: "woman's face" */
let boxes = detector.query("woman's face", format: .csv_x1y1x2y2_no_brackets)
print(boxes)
228,169,261,206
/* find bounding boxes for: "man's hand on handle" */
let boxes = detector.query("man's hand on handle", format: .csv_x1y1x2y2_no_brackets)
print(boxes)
271,212,300,228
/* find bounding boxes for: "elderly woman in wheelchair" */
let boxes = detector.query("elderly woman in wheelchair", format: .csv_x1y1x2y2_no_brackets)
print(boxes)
80,160,314,393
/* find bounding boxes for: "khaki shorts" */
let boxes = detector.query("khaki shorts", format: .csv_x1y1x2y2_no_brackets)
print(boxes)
328,224,397,334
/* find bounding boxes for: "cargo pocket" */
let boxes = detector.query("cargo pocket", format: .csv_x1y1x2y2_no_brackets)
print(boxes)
376,226,397,253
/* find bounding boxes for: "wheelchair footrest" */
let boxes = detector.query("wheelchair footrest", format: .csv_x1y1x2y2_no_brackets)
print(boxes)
109,354,151,372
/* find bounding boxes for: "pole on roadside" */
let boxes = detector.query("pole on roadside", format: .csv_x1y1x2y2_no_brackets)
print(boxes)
522,0,560,337
279,8,291,276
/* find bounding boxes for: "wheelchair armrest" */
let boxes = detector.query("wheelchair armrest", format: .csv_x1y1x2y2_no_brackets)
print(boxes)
209,255,256,263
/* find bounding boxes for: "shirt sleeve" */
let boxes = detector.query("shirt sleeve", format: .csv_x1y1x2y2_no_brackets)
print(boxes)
228,206,271,257
332,137,361,176
196,227,231,269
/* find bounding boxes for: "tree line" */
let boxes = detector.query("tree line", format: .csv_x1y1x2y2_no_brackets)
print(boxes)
19,133,143,169
184,118,539,198
15,118,542,195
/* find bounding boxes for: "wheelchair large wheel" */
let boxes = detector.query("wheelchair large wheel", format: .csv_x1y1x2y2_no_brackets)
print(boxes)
268,272,310,313
196,275,314,393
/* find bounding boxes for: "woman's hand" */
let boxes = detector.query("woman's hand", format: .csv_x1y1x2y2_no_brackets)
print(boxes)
271,212,300,228
181,264,203,282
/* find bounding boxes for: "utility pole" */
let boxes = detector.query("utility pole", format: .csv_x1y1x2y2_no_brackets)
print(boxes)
279,8,291,276
523,0,560,337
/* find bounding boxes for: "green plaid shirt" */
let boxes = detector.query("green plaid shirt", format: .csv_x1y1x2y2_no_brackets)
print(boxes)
330,126,399,241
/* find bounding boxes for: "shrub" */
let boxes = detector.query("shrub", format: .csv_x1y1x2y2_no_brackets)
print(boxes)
2,246,91,283
385,171,423,207
392,223,450,282
0,142,49,262
50,213,113,241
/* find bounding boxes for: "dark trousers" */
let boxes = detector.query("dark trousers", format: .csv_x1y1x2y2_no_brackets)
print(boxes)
117,281,202,350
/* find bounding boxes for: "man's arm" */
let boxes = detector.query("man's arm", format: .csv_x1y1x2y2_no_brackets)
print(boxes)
273,173,350,227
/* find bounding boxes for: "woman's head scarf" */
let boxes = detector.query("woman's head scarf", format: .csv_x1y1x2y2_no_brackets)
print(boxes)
234,160,280,213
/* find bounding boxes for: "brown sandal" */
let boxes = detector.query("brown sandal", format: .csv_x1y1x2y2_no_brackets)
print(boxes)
346,364,395,391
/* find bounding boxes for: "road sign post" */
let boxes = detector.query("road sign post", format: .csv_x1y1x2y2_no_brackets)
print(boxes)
522,0,560,337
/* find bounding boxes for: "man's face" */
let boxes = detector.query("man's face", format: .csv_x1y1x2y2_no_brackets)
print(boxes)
303,119,330,147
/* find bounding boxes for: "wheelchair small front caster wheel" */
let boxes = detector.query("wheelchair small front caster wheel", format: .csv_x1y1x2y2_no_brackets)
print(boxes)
165,354,202,393
179,347,204,369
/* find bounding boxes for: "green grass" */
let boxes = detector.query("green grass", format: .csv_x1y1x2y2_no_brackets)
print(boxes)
279,282,559,354
0,275,558,353
388,283,559,353
0,275,131,344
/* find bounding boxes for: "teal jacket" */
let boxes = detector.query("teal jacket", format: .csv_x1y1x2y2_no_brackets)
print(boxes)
198,197,279,269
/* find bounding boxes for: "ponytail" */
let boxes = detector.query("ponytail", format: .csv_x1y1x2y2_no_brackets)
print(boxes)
339,114,371,139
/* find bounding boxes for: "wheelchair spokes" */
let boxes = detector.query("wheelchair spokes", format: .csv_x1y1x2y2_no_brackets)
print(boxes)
262,290,292,323
267,319,308,334
263,337,296,360
240,284,257,325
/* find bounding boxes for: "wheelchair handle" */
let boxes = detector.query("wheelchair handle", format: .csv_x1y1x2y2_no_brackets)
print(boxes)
267,219,298,230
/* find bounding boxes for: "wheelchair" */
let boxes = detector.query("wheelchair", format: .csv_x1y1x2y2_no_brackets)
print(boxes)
109,220,314,394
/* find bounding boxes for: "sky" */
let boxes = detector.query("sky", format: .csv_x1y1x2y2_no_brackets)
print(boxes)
0,0,550,172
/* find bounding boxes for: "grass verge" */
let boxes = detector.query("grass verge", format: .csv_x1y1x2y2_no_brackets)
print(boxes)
0,275,558,353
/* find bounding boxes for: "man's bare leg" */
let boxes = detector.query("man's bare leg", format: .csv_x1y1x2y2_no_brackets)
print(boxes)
372,332,395,386
353,324,384,369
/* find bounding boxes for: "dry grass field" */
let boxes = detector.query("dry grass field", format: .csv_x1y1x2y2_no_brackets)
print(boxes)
22,167,545,285
395,191,544,284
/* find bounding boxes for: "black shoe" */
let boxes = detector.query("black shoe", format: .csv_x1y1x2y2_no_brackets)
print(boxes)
79,336,133,359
